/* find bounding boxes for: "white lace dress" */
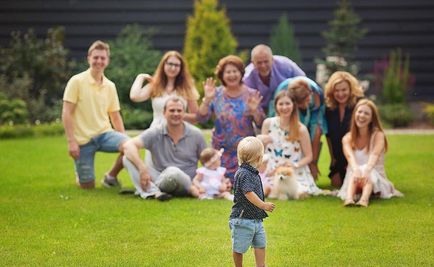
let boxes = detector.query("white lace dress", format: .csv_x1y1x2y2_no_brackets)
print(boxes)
265,117,322,195
337,143,404,200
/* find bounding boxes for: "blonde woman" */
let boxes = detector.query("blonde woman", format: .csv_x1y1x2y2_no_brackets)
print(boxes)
324,71,364,188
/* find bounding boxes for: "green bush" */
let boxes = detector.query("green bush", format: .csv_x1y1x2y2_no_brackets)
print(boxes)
122,108,153,130
381,49,412,104
184,0,238,96
317,0,367,78
0,124,33,138
105,24,162,109
379,103,413,128
0,92,28,125
33,122,64,137
270,13,302,66
0,122,64,139
0,27,75,123
424,104,434,125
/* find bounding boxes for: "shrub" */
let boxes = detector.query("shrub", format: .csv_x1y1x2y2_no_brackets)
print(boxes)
379,103,413,128
0,27,75,123
184,0,238,96
424,104,434,126
33,122,64,137
0,124,33,139
0,92,28,125
316,0,367,83
373,48,414,105
270,13,302,66
0,122,64,139
121,107,153,130
105,24,162,110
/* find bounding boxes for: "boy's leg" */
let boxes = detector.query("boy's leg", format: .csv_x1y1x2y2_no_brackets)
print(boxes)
107,154,124,178
252,220,267,267
97,131,129,186
74,141,97,189
254,248,265,267
233,252,243,267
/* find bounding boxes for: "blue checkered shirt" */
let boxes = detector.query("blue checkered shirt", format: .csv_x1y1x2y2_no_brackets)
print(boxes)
230,163,268,220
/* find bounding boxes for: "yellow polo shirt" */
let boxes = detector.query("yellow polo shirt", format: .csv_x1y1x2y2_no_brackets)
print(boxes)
63,69,121,145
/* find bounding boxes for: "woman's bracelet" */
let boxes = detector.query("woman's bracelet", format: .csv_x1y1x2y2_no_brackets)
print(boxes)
202,97,211,105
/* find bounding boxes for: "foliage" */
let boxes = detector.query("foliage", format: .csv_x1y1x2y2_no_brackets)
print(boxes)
105,24,162,110
317,0,367,78
379,103,413,128
121,107,153,130
423,104,434,125
269,13,302,66
0,27,75,123
0,121,63,139
1,135,433,266
373,48,414,104
184,0,238,96
0,92,28,125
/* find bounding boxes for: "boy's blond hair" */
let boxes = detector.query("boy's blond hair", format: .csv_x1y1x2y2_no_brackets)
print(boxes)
88,40,110,56
237,137,264,168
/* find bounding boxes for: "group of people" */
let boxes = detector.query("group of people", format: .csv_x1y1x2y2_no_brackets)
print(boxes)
62,40,403,207
62,40,405,267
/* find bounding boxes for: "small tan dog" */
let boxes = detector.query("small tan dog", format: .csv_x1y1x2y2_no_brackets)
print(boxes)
269,166,308,200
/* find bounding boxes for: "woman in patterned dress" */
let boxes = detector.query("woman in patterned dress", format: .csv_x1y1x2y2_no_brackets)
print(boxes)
197,55,265,183
261,90,323,195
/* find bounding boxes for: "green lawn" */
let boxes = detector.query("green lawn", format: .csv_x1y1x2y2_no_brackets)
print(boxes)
0,135,433,266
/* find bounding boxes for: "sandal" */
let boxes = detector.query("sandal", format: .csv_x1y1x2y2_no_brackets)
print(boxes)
356,198,369,207
344,199,355,207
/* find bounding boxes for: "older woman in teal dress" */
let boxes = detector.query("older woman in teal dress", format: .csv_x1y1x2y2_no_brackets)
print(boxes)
197,55,265,183
269,76,327,180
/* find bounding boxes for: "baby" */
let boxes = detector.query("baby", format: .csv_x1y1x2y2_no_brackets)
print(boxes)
192,148,233,200
258,154,273,197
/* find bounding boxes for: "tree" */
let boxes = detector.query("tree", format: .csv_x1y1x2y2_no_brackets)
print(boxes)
270,13,302,66
0,27,75,123
184,0,238,96
106,24,161,109
317,0,367,83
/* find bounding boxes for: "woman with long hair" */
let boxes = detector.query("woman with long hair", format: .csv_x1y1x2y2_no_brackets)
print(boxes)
269,76,327,180
260,90,324,196
338,99,403,207
130,50,199,126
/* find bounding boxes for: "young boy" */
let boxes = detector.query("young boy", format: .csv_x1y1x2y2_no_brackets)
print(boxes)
229,136,275,267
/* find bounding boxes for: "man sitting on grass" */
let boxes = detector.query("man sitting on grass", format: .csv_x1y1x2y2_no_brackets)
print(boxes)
123,96,207,200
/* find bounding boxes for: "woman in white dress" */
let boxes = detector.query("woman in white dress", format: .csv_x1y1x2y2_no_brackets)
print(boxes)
338,99,403,207
129,50,199,126
129,51,199,178
260,90,323,196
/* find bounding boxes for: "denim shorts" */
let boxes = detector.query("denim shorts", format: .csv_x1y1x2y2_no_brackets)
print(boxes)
229,218,266,253
75,131,129,183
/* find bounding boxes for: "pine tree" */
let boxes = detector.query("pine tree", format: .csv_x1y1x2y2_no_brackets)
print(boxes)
184,0,238,96
319,0,367,78
270,13,302,66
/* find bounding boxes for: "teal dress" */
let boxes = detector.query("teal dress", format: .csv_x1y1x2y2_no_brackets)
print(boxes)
268,76,328,139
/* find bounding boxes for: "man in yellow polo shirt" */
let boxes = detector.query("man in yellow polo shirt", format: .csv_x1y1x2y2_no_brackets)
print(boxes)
62,40,129,189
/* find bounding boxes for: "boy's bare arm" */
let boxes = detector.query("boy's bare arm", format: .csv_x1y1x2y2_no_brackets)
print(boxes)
245,192,275,212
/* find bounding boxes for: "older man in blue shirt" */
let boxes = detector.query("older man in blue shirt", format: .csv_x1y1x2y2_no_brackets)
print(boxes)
243,44,305,114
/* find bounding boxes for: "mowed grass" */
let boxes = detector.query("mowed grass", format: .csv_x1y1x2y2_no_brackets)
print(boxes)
0,134,433,266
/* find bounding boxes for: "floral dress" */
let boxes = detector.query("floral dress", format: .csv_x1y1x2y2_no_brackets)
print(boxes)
197,85,265,182
265,117,322,195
